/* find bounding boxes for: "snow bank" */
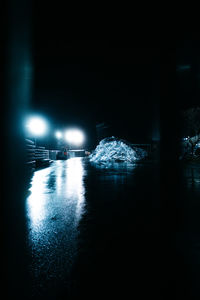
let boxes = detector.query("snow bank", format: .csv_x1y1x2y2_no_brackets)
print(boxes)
89,137,147,164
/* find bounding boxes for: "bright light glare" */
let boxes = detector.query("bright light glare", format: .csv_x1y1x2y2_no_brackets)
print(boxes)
26,117,47,136
55,131,63,139
65,129,84,146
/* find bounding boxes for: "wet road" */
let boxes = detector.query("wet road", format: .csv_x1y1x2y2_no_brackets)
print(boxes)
26,158,161,299
25,158,200,299
26,158,86,298
176,164,200,299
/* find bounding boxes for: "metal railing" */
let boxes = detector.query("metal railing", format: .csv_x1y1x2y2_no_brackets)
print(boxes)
25,139,52,171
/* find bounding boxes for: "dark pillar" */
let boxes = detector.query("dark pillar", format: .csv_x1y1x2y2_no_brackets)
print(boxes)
3,1,33,298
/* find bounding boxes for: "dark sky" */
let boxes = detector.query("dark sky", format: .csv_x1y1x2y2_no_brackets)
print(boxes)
31,8,199,147
32,37,160,145
30,7,161,146
176,39,200,110
29,7,200,149
4,2,200,149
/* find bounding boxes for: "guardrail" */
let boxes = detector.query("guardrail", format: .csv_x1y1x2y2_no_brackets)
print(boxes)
25,139,52,171
25,139,36,171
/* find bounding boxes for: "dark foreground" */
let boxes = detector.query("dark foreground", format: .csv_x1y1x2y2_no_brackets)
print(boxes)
26,158,161,299
3,158,200,299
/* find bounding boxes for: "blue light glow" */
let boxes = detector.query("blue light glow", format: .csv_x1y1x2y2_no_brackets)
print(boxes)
55,131,63,139
25,116,48,136
65,129,85,146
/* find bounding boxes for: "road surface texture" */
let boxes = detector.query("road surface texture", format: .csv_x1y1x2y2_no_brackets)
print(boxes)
25,158,160,299
23,158,200,299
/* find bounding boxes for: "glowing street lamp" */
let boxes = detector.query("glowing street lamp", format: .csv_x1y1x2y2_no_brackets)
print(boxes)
55,131,63,139
25,116,48,146
64,129,85,148
26,116,48,136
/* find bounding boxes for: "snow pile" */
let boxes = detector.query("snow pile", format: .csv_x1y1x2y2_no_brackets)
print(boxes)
89,137,147,164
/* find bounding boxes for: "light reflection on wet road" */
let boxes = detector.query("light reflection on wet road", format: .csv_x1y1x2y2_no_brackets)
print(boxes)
24,160,200,299
26,158,86,297
26,158,161,299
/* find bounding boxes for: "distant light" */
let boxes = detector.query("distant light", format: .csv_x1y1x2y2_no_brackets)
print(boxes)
26,116,47,136
65,129,85,146
55,131,63,139
176,65,191,72
182,136,190,141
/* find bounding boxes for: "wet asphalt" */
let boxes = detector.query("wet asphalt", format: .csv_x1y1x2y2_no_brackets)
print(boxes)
24,158,200,299
25,158,160,299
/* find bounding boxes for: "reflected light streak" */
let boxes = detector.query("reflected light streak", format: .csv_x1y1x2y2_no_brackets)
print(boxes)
65,158,85,220
55,161,64,194
27,168,52,230
26,159,86,287
26,158,86,236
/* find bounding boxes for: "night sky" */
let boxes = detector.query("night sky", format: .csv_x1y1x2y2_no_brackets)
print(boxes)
176,39,200,110
26,8,200,149
31,11,161,147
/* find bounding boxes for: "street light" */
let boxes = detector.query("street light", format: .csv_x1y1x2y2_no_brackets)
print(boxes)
25,116,48,146
64,129,85,147
26,116,48,136
55,131,63,139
